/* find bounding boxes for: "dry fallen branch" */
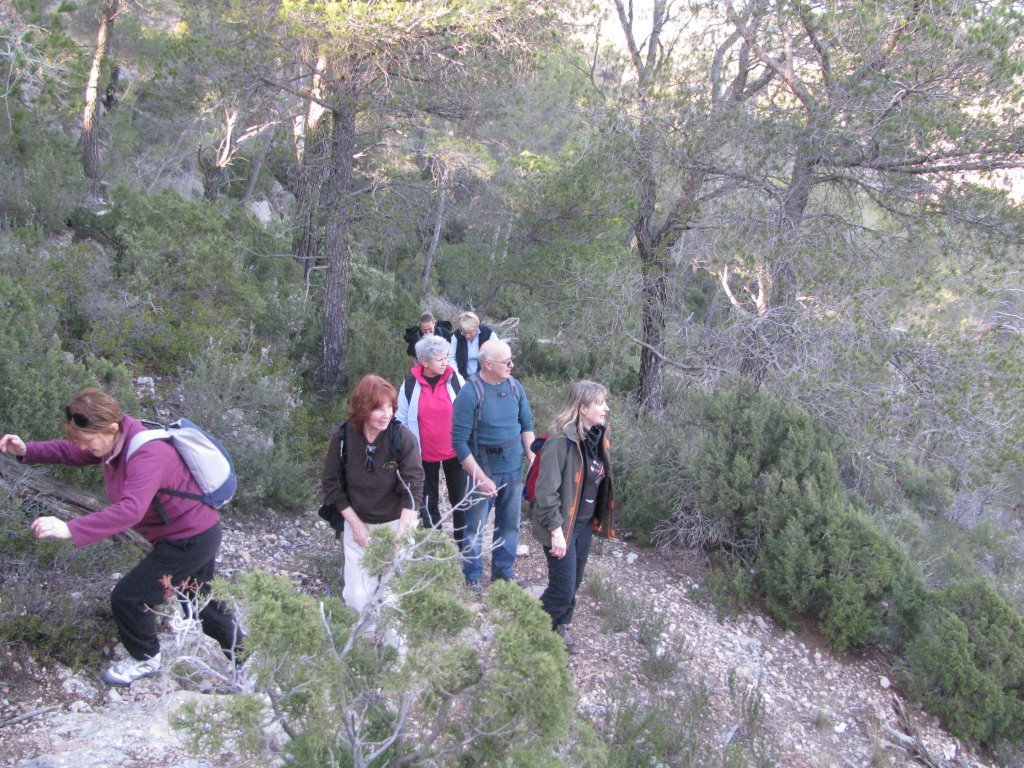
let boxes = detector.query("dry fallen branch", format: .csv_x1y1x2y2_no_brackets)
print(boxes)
0,455,148,548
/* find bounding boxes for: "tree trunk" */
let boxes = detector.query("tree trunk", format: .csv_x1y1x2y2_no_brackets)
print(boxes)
636,243,668,412
82,0,121,202
768,156,814,309
241,125,275,204
422,184,447,285
292,55,330,278
320,97,356,392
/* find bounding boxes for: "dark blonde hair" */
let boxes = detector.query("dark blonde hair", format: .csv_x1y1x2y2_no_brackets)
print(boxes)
550,380,608,435
63,387,123,440
347,375,397,431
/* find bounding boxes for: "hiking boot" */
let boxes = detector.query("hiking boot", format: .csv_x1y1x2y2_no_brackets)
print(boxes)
101,652,161,686
465,579,484,597
494,573,527,589
555,624,579,655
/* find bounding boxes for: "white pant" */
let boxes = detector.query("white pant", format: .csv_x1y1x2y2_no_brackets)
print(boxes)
342,518,399,614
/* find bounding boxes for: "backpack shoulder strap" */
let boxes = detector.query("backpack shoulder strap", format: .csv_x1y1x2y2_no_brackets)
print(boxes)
508,376,522,403
337,420,348,461
403,374,416,404
126,428,171,461
387,420,406,461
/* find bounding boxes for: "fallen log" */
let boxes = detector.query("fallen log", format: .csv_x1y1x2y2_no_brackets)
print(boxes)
0,455,148,547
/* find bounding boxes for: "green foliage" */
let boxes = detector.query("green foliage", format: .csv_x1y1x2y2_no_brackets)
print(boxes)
635,603,685,681
587,565,634,633
600,679,772,768
681,383,924,650
0,111,86,230
177,337,314,513
903,579,1024,746
343,259,420,386
695,555,756,620
186,560,574,766
0,270,136,450
612,406,701,545
58,188,298,372
894,457,955,517
389,529,471,643
0,489,139,666
477,580,574,752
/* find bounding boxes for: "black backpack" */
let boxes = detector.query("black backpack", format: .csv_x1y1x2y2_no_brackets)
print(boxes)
403,371,462,403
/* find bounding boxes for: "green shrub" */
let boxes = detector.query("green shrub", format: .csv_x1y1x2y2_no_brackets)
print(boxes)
587,566,635,633
0,114,86,230
58,188,300,372
177,337,314,514
903,579,1024,746
183,561,574,766
612,407,700,545
0,273,136,450
672,382,927,651
894,456,955,517
0,490,140,666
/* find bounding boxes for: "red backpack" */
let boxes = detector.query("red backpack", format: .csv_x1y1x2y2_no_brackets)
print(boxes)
523,435,571,506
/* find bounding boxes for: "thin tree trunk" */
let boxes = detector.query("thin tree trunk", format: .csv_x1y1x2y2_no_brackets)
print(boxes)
422,184,447,285
320,97,356,392
292,55,329,278
82,0,121,202
241,125,275,204
768,156,814,309
636,242,668,412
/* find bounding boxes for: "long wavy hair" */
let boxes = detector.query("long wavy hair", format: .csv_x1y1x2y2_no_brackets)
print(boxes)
550,380,608,436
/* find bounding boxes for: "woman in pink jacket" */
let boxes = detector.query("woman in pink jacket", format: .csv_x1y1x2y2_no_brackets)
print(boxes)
0,388,242,686
396,334,467,548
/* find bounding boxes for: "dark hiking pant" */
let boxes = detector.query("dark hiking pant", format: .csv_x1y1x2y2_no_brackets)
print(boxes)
420,456,468,550
110,522,242,661
541,516,594,629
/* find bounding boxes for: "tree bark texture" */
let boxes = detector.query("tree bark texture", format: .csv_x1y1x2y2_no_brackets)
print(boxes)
422,184,448,285
82,0,121,201
320,97,356,392
291,56,330,278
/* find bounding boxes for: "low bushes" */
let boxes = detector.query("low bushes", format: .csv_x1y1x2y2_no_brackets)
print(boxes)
623,380,1024,747
903,579,1024,746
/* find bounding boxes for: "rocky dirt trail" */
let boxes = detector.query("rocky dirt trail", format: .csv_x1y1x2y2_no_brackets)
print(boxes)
0,512,996,768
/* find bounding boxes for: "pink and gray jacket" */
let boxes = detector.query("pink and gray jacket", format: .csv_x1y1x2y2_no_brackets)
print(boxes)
21,415,220,546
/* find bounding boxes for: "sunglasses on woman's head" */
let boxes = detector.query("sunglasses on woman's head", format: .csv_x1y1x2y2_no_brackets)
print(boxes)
64,406,91,428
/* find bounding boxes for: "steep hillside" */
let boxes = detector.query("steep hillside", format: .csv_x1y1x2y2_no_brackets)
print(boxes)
0,512,992,768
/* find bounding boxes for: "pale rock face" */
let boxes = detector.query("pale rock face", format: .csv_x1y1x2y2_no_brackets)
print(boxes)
245,199,274,226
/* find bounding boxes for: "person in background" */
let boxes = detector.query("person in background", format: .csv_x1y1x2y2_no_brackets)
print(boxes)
321,374,424,614
532,380,615,655
0,388,243,686
451,339,534,595
404,311,452,358
447,311,496,379
396,335,468,548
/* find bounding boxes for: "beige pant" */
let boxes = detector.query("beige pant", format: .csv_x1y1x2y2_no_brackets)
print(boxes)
342,518,399,614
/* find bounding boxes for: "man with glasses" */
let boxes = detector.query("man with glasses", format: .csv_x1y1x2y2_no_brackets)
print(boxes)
451,339,535,595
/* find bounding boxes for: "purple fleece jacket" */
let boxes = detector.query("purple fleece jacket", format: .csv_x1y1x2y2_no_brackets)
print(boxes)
21,415,220,547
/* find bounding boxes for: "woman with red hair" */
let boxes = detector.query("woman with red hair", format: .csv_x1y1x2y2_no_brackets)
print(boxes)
321,374,424,614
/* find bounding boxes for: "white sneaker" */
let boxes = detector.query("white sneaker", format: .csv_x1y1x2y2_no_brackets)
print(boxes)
101,652,162,686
